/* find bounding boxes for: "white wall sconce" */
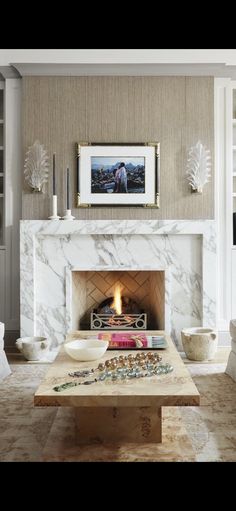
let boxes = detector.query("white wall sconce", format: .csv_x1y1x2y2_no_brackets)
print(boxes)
24,140,49,193
186,140,211,194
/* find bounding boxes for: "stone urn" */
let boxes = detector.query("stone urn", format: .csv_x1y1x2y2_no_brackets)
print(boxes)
181,327,218,361
15,336,51,361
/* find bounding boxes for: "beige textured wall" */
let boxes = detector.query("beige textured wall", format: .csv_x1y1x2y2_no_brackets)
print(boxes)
22,76,214,220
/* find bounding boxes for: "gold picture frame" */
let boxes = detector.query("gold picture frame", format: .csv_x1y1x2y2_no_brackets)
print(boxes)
76,142,160,208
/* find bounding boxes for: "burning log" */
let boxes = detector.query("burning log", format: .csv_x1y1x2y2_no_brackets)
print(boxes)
91,283,147,330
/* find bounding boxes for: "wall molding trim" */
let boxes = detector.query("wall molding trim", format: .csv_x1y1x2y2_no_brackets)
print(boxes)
4,78,22,331
9,62,236,78
214,77,232,332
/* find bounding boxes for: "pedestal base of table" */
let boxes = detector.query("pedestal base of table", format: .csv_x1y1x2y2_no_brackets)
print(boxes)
42,407,195,462
75,406,162,444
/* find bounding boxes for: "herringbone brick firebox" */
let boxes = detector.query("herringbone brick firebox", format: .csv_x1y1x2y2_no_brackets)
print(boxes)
72,271,165,330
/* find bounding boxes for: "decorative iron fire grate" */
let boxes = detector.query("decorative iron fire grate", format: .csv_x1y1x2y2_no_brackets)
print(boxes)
91,312,147,330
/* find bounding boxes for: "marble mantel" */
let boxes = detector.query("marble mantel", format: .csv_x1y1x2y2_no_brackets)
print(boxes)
20,220,217,348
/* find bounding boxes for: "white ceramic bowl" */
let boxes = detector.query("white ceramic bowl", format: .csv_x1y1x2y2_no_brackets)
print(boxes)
64,339,109,361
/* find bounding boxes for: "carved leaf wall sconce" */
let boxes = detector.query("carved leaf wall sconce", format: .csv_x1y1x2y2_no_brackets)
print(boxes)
24,140,49,193
186,140,211,194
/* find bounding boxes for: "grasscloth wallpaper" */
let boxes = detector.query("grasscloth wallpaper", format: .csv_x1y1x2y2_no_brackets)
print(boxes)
22,76,214,220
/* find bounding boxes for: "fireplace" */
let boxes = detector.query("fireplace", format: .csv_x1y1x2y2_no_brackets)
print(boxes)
20,219,216,348
72,271,165,331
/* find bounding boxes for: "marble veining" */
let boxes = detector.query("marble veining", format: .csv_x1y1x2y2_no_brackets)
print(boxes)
20,220,216,347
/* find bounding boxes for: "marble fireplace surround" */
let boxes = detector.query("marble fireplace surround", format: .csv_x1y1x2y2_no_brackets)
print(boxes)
20,220,216,348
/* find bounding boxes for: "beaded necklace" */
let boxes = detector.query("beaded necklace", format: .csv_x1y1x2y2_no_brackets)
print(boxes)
53,351,173,392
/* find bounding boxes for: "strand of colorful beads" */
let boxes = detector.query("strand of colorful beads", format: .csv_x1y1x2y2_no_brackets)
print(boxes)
53,352,173,392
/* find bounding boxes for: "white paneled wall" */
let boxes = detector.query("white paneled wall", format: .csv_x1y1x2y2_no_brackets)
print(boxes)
2,78,21,336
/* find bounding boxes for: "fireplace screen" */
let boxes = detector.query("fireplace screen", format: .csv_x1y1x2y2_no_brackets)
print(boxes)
91,285,147,330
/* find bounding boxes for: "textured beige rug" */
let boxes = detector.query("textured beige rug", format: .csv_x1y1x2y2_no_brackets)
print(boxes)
0,356,236,461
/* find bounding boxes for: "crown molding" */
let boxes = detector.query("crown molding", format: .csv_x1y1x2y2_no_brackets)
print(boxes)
0,66,21,79
7,62,236,78
1,49,236,65
1,49,236,78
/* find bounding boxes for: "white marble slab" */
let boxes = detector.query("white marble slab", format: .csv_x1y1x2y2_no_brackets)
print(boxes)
20,220,217,348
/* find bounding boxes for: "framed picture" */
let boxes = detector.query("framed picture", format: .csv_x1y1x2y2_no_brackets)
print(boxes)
76,142,160,207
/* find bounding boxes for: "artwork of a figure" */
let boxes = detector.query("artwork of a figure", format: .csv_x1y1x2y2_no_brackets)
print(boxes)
91,157,145,194
114,162,128,193
117,162,128,193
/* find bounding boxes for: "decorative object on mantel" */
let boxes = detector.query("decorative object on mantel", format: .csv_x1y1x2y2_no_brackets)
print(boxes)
62,167,75,220
24,140,49,193
49,153,61,220
186,140,211,194
76,142,160,208
53,351,173,392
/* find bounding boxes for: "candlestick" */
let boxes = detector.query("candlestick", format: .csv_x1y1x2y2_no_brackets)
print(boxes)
53,154,56,195
67,167,70,210
62,208,75,221
48,195,61,220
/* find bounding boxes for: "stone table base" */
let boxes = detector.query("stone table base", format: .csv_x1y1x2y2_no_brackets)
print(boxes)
42,407,195,462
75,406,162,444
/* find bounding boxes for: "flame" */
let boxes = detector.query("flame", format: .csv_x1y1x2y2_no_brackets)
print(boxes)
111,283,122,315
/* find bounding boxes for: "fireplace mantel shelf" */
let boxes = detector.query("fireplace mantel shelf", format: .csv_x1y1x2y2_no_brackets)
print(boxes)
20,219,216,237
20,219,216,349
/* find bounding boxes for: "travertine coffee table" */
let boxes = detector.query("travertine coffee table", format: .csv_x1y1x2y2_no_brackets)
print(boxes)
34,331,200,445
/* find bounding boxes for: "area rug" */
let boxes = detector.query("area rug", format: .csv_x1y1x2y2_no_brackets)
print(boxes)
0,360,235,461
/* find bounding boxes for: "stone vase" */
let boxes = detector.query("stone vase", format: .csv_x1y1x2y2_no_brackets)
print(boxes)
15,337,51,361
181,327,218,361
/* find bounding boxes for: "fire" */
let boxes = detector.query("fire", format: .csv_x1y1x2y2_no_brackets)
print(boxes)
111,283,123,315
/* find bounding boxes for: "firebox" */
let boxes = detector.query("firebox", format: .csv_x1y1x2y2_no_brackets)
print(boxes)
72,270,165,331
91,283,147,329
